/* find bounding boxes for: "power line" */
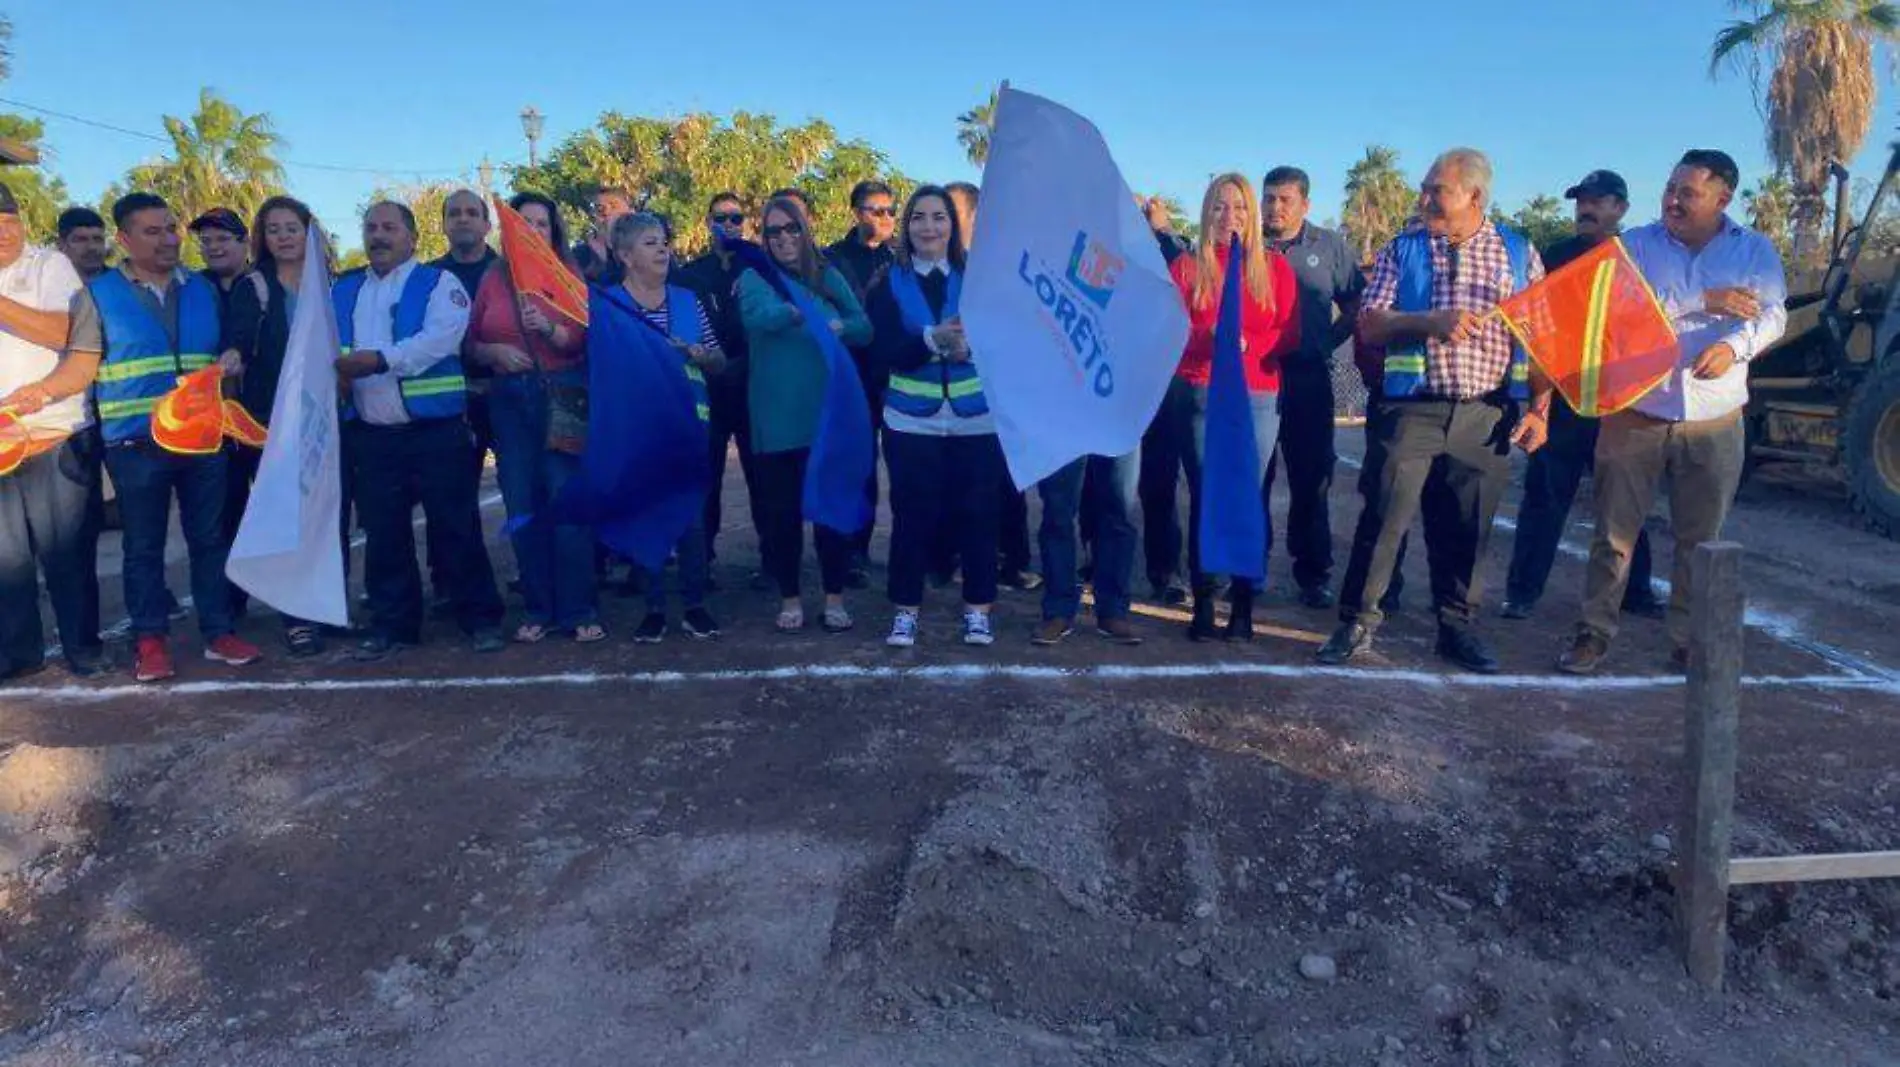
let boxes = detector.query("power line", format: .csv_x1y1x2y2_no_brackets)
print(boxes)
0,95,516,178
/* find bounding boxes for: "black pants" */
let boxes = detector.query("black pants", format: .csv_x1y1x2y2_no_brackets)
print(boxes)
705,379,761,563
886,431,1005,607
1504,401,1655,606
753,447,851,598
1138,381,1188,588
424,390,492,598
998,483,1031,574
1340,397,1512,633
1271,362,1337,592
349,418,503,643
223,443,343,630
0,436,100,674
853,363,887,561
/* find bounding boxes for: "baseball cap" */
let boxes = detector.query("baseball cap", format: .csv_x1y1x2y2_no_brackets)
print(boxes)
188,207,247,239
1564,170,1629,202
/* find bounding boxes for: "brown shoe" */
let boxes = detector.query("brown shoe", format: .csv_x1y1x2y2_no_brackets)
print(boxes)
1031,617,1075,646
1557,631,1610,675
1096,616,1143,646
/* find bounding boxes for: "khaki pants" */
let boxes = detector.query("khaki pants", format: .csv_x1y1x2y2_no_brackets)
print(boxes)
1580,408,1745,648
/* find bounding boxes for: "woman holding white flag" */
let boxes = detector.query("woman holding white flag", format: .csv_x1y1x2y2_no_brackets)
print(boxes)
1167,173,1301,641
864,185,1004,648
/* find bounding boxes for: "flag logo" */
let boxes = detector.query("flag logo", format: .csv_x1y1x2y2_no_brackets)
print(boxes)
1065,232,1123,310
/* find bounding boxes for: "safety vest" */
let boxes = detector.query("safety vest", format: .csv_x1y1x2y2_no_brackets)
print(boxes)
89,269,220,444
884,265,988,420
655,285,710,424
1383,224,1531,401
332,263,467,421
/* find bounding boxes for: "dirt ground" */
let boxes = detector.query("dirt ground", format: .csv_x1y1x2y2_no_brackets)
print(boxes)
2,436,1898,1067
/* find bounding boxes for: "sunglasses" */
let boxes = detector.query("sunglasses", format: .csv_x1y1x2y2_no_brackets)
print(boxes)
710,212,745,226
858,206,895,218
762,222,804,240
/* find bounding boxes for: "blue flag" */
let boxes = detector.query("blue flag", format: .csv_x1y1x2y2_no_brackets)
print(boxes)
1196,235,1266,581
538,285,710,571
722,238,873,534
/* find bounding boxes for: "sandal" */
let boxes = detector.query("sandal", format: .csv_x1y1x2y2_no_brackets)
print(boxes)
822,605,854,634
513,622,549,644
775,608,805,633
573,623,608,644
285,625,323,658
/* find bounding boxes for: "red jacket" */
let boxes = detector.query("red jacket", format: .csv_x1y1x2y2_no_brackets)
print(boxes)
1170,245,1301,393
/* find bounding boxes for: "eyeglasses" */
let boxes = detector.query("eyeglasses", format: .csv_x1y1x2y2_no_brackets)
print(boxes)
858,206,895,218
710,212,745,226
762,222,804,240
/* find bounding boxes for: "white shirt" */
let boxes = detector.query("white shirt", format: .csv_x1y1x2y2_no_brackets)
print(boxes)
0,245,85,436
347,257,471,426
1623,217,1787,423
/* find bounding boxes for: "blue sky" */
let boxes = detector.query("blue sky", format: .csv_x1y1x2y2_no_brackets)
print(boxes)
6,0,1890,244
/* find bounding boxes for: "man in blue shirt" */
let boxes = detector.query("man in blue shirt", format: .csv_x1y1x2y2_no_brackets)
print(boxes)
1558,149,1786,674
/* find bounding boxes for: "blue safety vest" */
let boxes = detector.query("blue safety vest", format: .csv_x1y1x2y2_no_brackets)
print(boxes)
1383,224,1531,401
332,264,467,421
663,285,710,424
884,265,987,420
89,269,221,444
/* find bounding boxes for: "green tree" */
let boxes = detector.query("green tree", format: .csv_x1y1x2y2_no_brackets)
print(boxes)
0,19,67,243
511,111,910,256
1744,173,1796,259
956,90,998,169
113,89,285,266
361,183,453,264
1711,0,1900,266
1495,193,1572,249
1341,145,1413,262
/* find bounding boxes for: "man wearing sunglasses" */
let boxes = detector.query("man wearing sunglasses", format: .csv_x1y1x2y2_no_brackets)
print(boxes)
674,193,761,575
824,180,899,586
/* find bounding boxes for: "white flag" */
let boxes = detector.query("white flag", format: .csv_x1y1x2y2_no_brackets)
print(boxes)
226,226,348,626
962,86,1190,489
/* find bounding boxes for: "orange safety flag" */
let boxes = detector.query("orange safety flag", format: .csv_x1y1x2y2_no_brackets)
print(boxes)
0,409,27,476
1496,237,1680,417
495,197,589,327
151,366,270,454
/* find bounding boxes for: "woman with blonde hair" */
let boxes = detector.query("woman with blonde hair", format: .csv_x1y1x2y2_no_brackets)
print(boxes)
1167,172,1301,641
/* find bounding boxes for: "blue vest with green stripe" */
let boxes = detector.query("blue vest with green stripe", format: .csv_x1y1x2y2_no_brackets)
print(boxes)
660,286,710,424
89,269,221,444
332,264,467,421
1384,224,1532,401
885,265,987,419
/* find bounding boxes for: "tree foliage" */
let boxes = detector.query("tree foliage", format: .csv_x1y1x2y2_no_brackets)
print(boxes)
1494,193,1572,250
1745,173,1796,259
1341,145,1413,262
108,89,285,267
509,111,911,257
359,182,454,265
957,90,997,169
0,18,66,243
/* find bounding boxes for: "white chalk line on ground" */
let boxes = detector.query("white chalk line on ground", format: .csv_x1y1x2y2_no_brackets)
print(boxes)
6,661,1898,704
1333,455,1896,682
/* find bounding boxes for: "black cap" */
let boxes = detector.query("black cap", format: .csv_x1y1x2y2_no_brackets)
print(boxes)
1564,170,1628,202
188,207,247,239
0,181,19,216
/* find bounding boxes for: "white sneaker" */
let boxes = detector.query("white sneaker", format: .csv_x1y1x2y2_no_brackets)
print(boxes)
887,611,919,648
961,610,995,646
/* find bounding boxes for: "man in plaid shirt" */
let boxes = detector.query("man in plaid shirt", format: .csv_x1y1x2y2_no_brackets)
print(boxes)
1318,148,1552,674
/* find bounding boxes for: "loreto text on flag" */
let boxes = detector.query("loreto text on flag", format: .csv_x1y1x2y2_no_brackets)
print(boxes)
960,86,1190,489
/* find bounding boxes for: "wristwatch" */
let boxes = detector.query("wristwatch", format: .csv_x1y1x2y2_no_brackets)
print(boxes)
373,353,389,375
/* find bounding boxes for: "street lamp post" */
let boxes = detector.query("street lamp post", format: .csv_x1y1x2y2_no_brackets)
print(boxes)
520,106,545,167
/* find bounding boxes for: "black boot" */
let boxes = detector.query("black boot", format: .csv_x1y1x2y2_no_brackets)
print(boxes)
1224,582,1256,642
1187,596,1219,642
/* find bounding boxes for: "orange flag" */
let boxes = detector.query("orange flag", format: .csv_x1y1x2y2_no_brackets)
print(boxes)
1496,237,1680,417
495,197,589,327
151,367,270,454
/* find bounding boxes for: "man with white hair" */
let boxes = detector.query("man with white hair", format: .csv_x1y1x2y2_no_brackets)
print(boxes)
1318,148,1549,674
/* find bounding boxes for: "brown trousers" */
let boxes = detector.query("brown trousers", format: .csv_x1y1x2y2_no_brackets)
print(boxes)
1580,408,1745,647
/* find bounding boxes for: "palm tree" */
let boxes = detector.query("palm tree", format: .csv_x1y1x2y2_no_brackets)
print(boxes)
956,90,998,168
1711,0,1900,265
1744,174,1796,258
123,89,285,251
1341,145,1413,262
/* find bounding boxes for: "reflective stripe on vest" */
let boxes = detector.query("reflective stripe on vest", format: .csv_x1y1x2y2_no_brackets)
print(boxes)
88,270,222,444
884,265,988,420
332,264,468,421
1382,225,1532,401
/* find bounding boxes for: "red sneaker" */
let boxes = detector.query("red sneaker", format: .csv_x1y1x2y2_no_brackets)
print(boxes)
204,634,262,667
134,636,175,683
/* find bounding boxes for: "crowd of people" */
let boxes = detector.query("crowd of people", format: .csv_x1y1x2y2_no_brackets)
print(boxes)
0,142,1785,685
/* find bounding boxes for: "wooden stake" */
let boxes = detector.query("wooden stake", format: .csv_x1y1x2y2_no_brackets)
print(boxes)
1678,542,1745,992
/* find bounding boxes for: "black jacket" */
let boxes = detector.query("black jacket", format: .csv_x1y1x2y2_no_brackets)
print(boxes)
864,267,950,379
824,233,895,305
224,270,290,423
671,250,749,393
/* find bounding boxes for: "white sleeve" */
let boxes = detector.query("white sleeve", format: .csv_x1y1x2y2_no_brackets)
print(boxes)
383,272,471,377
35,250,82,312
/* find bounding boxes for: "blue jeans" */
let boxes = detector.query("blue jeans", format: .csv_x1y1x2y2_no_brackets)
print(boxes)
1170,382,1280,594
1039,450,1139,622
0,436,101,672
643,521,709,612
490,374,598,629
104,443,233,641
